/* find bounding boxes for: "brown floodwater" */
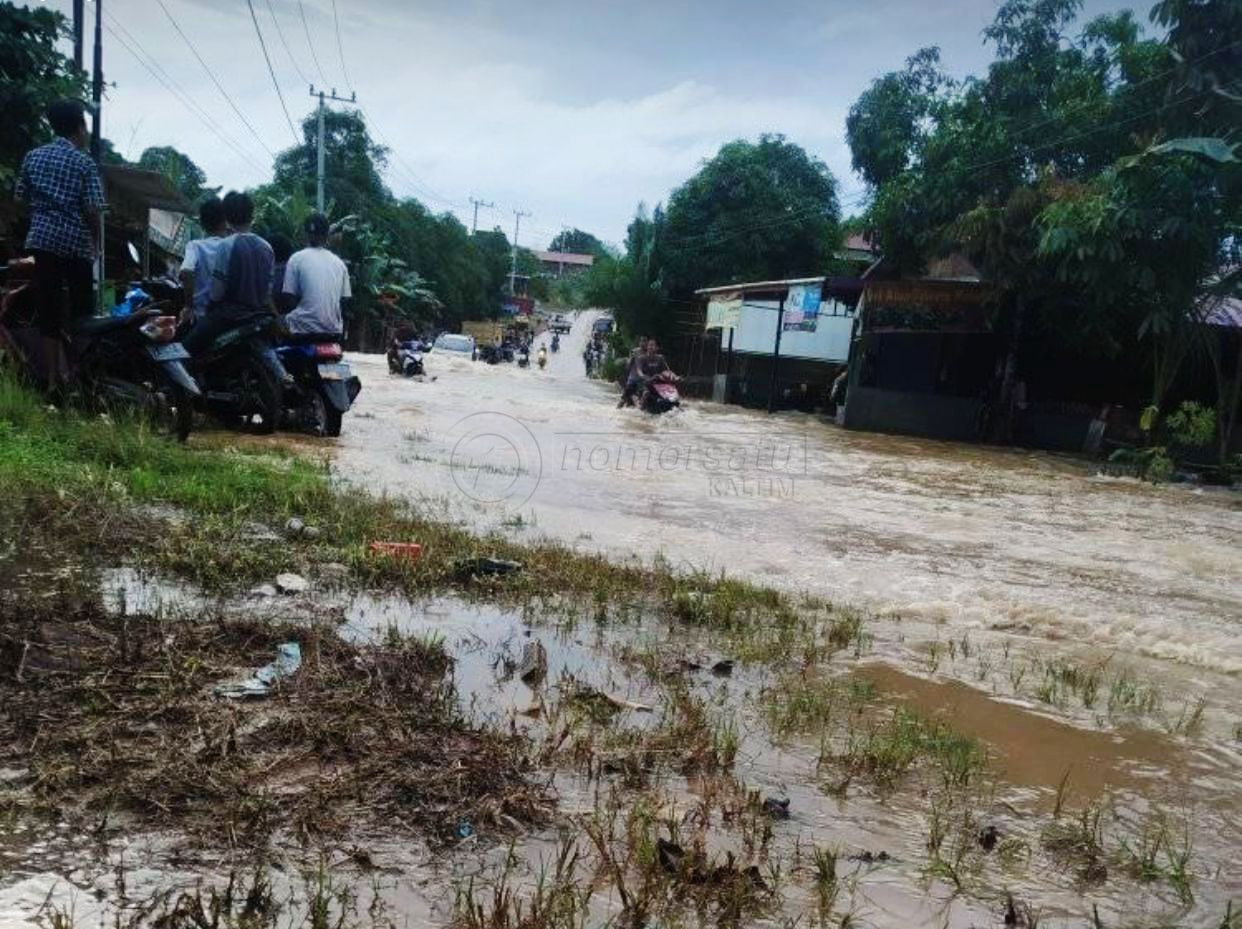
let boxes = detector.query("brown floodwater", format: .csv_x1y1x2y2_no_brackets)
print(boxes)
331,312,1242,681
3,573,1239,928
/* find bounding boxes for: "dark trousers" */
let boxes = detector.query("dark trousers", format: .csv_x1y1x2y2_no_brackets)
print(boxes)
181,305,268,357
31,250,92,336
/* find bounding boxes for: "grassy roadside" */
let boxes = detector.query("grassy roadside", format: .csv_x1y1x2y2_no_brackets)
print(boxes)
3,378,1236,929
0,375,801,625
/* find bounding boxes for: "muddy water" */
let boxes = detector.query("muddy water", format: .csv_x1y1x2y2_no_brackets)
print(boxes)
332,313,1242,682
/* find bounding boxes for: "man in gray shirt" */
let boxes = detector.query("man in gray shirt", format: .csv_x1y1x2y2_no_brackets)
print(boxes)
281,213,351,338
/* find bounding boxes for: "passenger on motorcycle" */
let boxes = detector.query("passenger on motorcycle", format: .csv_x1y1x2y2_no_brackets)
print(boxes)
178,197,228,327
181,192,275,357
279,213,351,340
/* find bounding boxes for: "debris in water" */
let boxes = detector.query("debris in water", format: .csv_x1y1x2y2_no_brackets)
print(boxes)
657,837,686,874
456,821,475,839
275,573,308,594
284,517,306,538
214,642,301,699
455,556,522,578
517,640,548,686
761,796,791,819
850,850,890,864
251,583,278,598
979,824,1001,852
711,659,735,676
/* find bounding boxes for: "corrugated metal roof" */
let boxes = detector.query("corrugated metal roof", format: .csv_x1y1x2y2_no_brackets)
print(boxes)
695,276,825,296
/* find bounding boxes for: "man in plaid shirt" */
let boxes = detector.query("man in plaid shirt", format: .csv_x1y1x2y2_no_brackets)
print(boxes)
15,100,105,382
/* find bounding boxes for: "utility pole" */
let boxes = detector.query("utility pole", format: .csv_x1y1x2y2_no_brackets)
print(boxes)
766,291,788,414
90,0,104,316
509,209,529,295
72,0,84,71
90,0,102,161
308,85,358,212
468,197,495,235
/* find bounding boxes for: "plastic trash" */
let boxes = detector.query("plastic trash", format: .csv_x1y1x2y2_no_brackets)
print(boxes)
456,821,475,839
368,541,425,563
111,287,151,317
215,642,301,699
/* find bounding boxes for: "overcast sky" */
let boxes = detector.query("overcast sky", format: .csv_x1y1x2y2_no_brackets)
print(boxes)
45,0,1144,249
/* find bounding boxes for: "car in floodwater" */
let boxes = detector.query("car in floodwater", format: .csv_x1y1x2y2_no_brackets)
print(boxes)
592,315,614,335
433,333,477,358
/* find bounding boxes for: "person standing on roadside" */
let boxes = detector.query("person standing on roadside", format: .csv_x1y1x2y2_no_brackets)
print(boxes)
14,99,105,386
177,196,228,327
182,191,274,356
280,213,351,338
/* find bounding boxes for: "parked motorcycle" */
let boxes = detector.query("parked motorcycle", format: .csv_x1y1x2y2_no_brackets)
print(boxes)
138,278,285,436
387,338,425,377
276,337,362,437
0,261,200,441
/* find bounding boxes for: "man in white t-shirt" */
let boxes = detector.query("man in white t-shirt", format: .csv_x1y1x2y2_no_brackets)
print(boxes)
178,197,229,325
281,213,351,336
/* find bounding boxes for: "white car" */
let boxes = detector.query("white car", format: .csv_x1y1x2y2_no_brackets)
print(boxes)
433,333,476,357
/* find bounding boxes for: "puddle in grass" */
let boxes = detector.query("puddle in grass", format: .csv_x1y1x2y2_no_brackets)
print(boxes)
3,568,1240,928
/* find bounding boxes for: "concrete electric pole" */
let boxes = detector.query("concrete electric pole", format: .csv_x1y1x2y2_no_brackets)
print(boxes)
72,0,84,70
308,86,358,212
509,209,530,295
469,197,495,235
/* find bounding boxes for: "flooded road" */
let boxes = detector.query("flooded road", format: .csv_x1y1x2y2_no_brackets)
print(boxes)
336,312,1242,678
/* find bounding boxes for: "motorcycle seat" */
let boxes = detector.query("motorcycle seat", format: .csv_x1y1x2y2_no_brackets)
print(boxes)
73,313,145,337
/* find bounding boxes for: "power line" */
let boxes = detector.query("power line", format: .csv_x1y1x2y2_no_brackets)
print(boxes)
247,0,302,146
153,0,276,159
100,12,268,178
264,0,312,87
298,0,330,88
330,0,354,93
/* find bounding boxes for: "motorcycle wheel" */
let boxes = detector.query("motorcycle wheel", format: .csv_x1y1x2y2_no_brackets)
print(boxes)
235,354,282,434
404,361,419,377
306,389,343,437
151,381,195,442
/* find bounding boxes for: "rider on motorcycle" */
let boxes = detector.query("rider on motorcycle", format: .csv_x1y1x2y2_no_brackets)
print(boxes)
181,192,275,357
279,213,350,338
620,338,678,407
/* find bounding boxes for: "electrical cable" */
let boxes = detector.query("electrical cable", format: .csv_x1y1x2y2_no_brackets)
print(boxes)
330,0,354,93
265,0,312,87
153,0,277,159
247,0,302,146
100,14,269,179
298,0,331,87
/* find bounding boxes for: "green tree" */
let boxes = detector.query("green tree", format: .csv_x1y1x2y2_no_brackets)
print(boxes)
548,227,608,257
272,108,389,218
660,135,841,296
137,145,215,204
0,2,86,191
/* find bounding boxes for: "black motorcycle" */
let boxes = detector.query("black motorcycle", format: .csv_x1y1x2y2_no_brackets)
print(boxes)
276,337,361,437
0,265,200,440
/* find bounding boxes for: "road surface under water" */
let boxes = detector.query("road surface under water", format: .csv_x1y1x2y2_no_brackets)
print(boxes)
337,312,1242,681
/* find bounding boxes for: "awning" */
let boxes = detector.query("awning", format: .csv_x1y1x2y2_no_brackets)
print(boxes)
102,165,194,223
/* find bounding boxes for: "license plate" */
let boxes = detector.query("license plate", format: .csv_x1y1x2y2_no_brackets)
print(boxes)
318,363,351,381
149,342,190,362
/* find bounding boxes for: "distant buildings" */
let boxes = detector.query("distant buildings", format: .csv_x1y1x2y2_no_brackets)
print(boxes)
534,250,595,279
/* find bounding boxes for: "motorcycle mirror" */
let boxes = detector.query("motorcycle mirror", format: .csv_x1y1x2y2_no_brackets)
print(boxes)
126,241,141,264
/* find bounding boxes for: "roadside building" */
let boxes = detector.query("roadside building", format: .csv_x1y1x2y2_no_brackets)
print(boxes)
693,277,861,411
842,255,997,440
534,250,594,279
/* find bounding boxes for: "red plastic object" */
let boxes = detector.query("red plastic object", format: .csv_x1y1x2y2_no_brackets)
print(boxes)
368,541,424,562
314,342,344,361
